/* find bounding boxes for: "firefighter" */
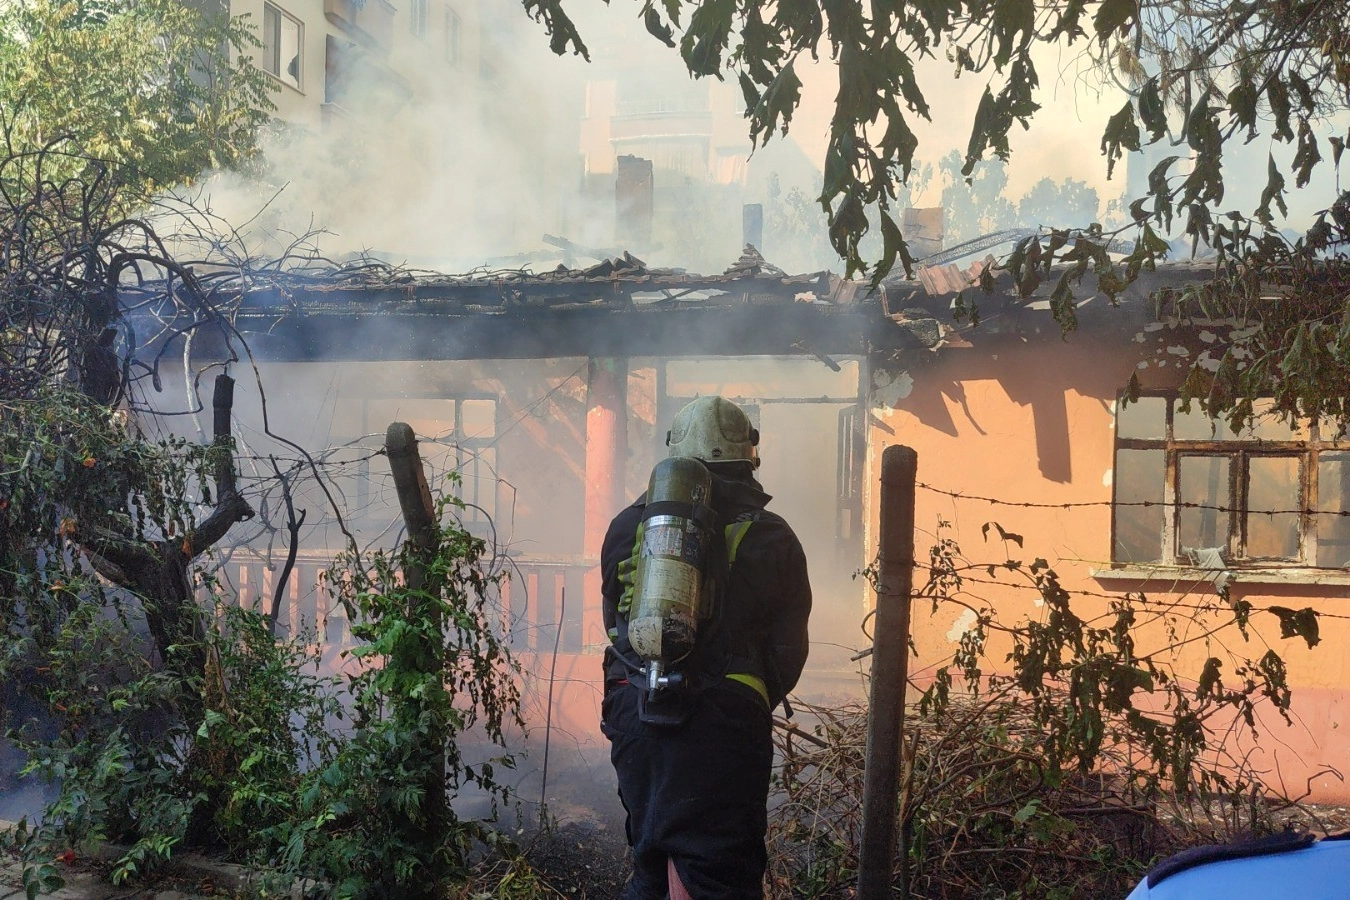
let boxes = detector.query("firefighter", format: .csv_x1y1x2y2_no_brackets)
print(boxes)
600,395,813,899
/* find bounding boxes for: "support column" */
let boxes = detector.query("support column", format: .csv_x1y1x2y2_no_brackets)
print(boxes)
583,357,628,648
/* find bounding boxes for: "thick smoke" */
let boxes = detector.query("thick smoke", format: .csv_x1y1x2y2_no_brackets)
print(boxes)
131,1,1348,834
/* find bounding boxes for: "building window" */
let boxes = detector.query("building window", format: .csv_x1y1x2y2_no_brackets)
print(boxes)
409,0,427,39
263,2,303,91
1112,394,1350,568
444,7,460,65
330,396,499,537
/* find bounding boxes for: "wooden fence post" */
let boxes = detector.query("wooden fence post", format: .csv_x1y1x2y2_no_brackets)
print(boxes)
857,444,917,899
385,422,448,840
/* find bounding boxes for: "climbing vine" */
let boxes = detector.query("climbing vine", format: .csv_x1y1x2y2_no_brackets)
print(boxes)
768,521,1322,897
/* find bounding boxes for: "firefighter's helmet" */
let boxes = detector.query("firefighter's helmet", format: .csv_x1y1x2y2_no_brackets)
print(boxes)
666,396,760,467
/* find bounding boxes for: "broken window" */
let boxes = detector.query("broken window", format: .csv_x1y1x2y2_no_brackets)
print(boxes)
1177,454,1230,560
1111,395,1350,568
263,2,303,91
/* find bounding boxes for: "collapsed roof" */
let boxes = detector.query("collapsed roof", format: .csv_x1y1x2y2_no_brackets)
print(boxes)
155,243,1220,363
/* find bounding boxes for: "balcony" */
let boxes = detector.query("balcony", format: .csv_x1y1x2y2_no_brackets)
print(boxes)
323,0,395,51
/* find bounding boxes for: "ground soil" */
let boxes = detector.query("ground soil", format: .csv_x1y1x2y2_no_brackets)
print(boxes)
522,819,631,898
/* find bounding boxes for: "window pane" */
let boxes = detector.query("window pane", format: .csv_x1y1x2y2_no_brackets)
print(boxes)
279,15,301,89
1318,452,1350,567
461,398,496,438
1116,396,1166,440
1174,399,1309,442
1246,456,1300,560
1247,400,1307,441
458,446,497,523
1113,449,1165,563
1178,455,1230,560
367,398,457,493
370,398,455,440
325,403,374,526
1173,402,1227,441
263,5,280,75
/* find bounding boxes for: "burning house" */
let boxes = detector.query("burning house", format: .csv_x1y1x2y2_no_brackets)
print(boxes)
137,235,1350,816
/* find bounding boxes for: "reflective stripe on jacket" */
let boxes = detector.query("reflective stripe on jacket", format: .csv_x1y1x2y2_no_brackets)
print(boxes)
600,466,812,710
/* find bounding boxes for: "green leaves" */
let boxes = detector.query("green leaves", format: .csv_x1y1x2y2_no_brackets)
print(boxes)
1104,665,1153,708
743,62,803,147
680,0,735,76
643,6,676,47
0,0,274,198
875,207,914,282
1293,119,1322,188
991,0,1036,67
1257,153,1288,222
520,0,589,57
1267,78,1294,143
1136,76,1167,142
1091,0,1137,41
1226,72,1259,141
1101,100,1140,180
302,494,522,894
964,69,1043,175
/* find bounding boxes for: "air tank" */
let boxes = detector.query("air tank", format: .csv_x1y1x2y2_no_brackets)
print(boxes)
627,456,715,689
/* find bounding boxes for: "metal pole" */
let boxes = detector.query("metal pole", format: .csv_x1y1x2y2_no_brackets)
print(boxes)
857,444,917,899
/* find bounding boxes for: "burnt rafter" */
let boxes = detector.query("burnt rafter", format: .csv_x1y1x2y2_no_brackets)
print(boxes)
133,252,1239,364
180,255,925,361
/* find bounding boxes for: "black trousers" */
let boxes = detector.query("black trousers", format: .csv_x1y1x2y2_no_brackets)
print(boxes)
601,681,774,900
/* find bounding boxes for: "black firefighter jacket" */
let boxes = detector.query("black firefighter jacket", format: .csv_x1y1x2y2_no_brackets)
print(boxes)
600,465,812,710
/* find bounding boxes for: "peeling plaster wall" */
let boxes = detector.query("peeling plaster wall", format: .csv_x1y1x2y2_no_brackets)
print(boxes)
865,334,1350,803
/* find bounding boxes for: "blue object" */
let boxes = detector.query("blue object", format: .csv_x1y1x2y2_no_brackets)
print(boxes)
1126,833,1350,899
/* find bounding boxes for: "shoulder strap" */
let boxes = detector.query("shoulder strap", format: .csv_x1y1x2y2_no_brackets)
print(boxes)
723,510,760,566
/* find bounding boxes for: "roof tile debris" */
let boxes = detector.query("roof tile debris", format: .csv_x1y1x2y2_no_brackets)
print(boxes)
914,256,996,296
724,244,786,278
227,247,836,316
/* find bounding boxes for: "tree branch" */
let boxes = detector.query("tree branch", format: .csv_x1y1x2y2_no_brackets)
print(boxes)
268,454,305,634
79,523,154,586
184,372,253,556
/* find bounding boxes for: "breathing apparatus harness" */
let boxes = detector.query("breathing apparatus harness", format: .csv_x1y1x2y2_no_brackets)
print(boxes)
610,456,780,726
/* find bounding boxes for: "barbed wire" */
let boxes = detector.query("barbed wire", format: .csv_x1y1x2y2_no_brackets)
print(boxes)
917,481,1350,518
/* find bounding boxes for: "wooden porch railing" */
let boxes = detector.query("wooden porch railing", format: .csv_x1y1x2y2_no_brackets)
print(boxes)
210,552,593,663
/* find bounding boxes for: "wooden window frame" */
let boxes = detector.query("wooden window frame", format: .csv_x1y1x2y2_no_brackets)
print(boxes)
1111,393,1349,569
262,2,304,91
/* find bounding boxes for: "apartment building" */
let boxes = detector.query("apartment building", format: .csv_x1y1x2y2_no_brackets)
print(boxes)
231,0,478,131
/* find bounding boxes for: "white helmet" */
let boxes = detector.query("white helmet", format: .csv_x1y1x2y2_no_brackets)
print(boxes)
666,396,760,467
